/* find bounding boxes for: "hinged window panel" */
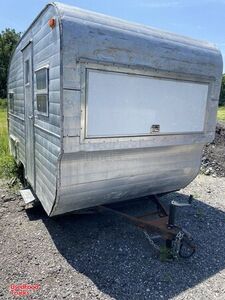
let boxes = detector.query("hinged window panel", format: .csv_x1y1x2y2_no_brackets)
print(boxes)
85,69,209,138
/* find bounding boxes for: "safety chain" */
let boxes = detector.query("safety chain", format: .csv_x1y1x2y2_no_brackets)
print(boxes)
171,231,185,259
143,230,161,251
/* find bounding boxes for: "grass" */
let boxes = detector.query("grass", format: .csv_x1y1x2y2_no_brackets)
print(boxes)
217,106,225,122
0,98,8,109
0,99,17,178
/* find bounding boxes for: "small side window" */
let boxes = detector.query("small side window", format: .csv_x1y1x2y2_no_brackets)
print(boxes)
35,67,49,116
8,93,14,112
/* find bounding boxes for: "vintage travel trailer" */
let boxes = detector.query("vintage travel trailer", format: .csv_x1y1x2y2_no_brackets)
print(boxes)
8,2,223,216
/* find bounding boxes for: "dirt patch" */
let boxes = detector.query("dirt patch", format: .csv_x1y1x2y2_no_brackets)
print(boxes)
201,122,225,177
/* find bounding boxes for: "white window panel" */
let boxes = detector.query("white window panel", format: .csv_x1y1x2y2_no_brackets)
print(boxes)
86,69,208,137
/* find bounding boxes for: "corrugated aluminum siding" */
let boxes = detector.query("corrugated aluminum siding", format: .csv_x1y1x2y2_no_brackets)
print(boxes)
51,3,222,215
8,3,223,216
8,5,61,214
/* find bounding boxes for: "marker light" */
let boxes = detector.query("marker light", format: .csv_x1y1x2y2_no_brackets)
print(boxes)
48,18,56,29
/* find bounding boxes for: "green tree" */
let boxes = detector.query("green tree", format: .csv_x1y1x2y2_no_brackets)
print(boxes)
0,28,21,98
219,74,225,106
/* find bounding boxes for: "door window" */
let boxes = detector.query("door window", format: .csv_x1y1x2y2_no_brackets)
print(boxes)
25,60,30,84
8,92,14,112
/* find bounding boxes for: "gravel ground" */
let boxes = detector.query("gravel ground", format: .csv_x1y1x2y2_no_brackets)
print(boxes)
1,175,225,300
201,122,225,177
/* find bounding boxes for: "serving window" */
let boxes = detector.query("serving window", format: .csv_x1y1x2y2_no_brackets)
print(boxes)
85,69,208,138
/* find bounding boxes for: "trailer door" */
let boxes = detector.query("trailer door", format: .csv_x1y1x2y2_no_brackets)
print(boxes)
22,43,35,188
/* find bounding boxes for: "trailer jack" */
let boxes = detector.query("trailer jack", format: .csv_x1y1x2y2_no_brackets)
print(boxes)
98,195,195,259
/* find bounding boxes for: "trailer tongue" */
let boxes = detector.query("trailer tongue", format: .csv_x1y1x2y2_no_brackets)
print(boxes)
98,194,195,259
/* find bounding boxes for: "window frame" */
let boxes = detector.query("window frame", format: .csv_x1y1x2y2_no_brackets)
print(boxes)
79,61,211,145
35,66,49,117
8,92,14,113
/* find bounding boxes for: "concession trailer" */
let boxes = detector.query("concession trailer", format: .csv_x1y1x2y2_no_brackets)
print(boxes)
8,2,223,218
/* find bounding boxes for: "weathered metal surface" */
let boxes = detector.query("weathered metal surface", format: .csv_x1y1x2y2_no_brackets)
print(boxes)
53,144,202,215
8,2,223,216
8,4,61,214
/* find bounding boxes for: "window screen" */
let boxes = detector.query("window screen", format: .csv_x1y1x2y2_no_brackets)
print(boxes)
36,68,49,116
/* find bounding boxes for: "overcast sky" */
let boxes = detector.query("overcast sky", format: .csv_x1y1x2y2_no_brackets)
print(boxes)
0,0,224,72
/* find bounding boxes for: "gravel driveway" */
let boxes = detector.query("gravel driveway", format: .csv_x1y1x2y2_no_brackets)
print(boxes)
1,174,225,300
